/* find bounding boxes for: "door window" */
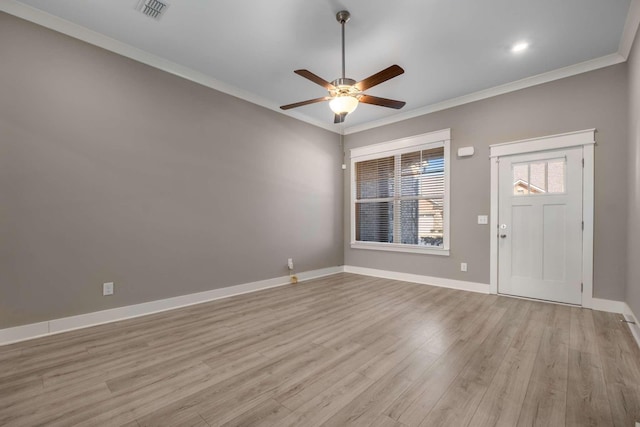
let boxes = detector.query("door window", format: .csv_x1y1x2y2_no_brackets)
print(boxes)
512,158,566,196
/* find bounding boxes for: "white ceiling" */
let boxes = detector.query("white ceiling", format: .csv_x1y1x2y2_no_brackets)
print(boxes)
4,0,633,133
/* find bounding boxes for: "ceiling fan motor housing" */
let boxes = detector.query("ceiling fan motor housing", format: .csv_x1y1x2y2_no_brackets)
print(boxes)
331,78,359,97
332,78,356,87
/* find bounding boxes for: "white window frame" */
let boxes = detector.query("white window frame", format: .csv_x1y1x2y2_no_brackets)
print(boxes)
350,129,451,256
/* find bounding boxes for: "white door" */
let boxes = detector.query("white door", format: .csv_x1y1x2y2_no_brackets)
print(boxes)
498,147,583,304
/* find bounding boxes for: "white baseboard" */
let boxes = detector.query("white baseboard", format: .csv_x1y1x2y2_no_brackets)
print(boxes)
623,303,640,351
0,266,342,346
343,265,490,294
586,299,640,351
5,265,636,351
0,321,50,346
590,298,628,314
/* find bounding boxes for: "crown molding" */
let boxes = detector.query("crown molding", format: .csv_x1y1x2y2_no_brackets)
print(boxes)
2,0,636,136
0,0,339,134
343,53,625,135
619,0,640,59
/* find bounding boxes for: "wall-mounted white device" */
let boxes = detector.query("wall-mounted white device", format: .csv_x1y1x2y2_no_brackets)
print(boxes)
103,282,114,296
457,146,475,157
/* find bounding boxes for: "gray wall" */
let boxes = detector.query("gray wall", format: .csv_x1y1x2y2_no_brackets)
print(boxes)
627,28,640,317
344,64,629,301
1,10,634,330
0,13,343,329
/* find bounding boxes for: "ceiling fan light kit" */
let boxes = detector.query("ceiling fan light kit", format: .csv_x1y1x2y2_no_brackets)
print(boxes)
330,95,359,114
280,10,406,124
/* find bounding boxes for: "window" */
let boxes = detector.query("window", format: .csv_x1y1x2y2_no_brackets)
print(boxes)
350,129,450,255
513,158,566,196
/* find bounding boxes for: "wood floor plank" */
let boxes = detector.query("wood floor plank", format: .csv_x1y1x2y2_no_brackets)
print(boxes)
277,372,374,427
569,307,599,355
566,349,614,426
592,310,640,427
516,323,569,427
219,398,291,427
419,299,528,427
467,301,547,427
56,362,217,427
1,273,639,426
384,296,509,426
274,335,400,411
137,406,208,427
0,382,113,427
321,346,439,427
368,415,406,427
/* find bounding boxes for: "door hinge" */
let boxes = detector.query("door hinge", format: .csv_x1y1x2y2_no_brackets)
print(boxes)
581,283,584,293
582,158,584,167
582,221,584,230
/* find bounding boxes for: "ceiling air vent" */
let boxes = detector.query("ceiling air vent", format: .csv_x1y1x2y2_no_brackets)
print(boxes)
136,0,169,20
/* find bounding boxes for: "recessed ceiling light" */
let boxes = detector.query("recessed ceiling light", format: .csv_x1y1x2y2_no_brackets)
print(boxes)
511,42,529,53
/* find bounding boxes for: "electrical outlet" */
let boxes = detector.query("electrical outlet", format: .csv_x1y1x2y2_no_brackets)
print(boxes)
477,215,488,225
287,258,294,270
460,263,468,272
103,282,114,296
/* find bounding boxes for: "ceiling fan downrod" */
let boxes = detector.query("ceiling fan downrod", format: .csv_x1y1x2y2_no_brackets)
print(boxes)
332,11,356,93
337,10,350,80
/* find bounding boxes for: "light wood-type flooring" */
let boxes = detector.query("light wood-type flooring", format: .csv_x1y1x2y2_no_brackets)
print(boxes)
1,273,640,426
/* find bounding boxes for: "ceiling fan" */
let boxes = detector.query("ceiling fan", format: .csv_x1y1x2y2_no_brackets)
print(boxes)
280,10,406,124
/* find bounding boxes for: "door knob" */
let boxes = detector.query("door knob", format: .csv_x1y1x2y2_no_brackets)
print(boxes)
500,234,507,238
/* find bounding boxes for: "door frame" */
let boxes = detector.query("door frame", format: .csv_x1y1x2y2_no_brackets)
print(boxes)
489,129,595,308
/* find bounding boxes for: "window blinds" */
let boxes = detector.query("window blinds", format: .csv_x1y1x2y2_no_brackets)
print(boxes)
355,147,445,247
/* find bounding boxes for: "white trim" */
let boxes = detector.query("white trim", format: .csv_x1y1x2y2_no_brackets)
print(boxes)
581,144,595,309
343,54,624,135
443,140,451,251
489,129,596,158
0,0,337,134
488,130,595,308
0,266,342,346
343,265,489,294
591,298,628,313
350,129,450,158
0,322,49,345
350,242,449,256
351,140,446,163
619,0,640,59
489,157,499,294
623,303,640,350
0,1,628,137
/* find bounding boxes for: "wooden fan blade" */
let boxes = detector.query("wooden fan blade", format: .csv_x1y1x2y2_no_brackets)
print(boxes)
334,113,347,124
280,97,331,110
359,94,406,109
294,70,336,90
355,65,404,91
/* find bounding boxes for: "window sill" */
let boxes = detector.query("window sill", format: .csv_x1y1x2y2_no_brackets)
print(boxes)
350,242,450,256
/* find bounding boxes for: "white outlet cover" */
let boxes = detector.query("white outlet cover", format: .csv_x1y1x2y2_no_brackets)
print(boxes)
477,215,488,225
461,263,468,272
103,282,114,296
